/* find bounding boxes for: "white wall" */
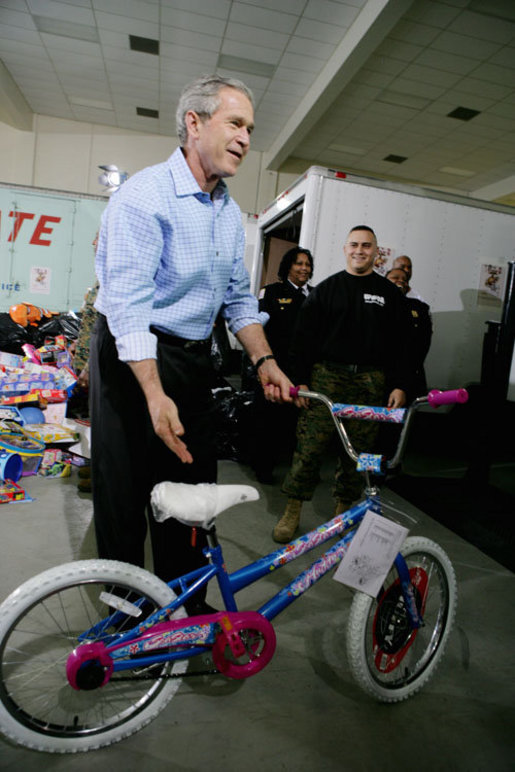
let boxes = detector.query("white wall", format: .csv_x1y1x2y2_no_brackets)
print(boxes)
0,114,285,216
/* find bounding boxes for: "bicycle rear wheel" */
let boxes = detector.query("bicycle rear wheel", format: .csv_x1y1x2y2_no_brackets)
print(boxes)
346,536,457,702
0,560,186,753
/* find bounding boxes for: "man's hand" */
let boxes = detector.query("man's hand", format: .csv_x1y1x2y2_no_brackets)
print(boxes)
256,357,294,403
128,359,193,464
387,388,406,408
146,392,193,464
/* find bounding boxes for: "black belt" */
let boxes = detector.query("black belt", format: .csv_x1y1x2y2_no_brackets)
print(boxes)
150,326,211,352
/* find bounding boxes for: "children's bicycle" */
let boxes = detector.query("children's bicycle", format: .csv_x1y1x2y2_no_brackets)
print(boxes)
0,387,466,753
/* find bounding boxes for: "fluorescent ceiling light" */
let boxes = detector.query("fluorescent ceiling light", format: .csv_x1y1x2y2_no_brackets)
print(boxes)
71,97,113,110
439,166,476,177
217,54,275,79
33,15,100,43
328,143,366,155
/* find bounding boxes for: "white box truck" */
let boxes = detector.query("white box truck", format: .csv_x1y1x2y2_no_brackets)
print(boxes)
250,167,515,393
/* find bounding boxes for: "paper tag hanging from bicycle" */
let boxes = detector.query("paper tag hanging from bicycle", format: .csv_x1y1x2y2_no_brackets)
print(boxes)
333,510,408,597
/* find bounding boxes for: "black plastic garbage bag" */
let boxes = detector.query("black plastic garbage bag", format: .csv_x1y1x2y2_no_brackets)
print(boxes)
31,312,81,346
212,385,254,462
0,313,30,355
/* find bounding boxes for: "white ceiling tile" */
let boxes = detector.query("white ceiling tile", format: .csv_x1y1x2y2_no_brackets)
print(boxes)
102,47,158,70
40,32,101,56
389,20,441,47
160,25,221,52
447,9,515,44
93,10,158,37
0,39,52,61
286,35,335,59
488,101,515,120
471,62,515,88
354,70,395,89
160,7,226,36
303,0,359,28
431,30,501,60
26,0,95,25
365,55,407,77
0,25,40,43
221,39,282,66
272,66,316,86
0,8,37,29
455,76,511,101
405,0,461,28
160,44,217,68
414,49,478,76
91,0,158,23
229,3,298,35
295,18,346,45
237,0,305,13
216,68,271,92
279,51,325,73
266,77,311,97
160,0,231,21
224,22,289,50
489,46,515,69
387,76,447,100
401,63,462,88
376,38,423,63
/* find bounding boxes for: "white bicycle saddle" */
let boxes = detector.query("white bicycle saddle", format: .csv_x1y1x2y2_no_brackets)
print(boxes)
151,482,259,529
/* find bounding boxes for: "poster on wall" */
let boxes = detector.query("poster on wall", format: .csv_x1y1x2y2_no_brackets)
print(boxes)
374,246,393,275
30,266,51,294
477,264,506,308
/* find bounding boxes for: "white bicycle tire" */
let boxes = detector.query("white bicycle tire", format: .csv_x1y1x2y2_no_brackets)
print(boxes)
346,536,457,702
0,559,187,753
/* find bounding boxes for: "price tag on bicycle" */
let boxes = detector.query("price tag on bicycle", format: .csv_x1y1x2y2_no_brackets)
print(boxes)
333,510,409,597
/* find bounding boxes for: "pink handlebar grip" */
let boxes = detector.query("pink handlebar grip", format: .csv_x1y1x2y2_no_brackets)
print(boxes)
427,388,468,407
290,386,300,398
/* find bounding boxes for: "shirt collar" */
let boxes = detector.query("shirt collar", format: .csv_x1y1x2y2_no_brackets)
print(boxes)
168,147,229,202
288,279,309,296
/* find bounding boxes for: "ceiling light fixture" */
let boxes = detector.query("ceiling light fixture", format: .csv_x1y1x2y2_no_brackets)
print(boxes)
98,165,129,194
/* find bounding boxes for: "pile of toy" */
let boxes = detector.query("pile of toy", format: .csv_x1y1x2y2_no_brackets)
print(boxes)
0,320,83,502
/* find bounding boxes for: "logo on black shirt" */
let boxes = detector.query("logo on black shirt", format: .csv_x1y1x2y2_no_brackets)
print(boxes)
364,293,385,306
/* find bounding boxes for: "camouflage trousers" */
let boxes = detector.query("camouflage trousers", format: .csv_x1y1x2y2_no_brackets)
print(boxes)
282,361,385,502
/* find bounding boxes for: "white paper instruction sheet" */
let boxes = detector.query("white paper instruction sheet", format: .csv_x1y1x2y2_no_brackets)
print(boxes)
334,510,408,597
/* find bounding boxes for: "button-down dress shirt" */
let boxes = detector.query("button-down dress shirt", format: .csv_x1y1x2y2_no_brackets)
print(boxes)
95,147,263,362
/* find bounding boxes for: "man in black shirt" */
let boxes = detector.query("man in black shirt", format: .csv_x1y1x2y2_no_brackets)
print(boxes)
273,225,410,543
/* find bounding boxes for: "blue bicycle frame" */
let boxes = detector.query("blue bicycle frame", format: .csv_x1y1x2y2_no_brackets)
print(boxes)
82,493,422,672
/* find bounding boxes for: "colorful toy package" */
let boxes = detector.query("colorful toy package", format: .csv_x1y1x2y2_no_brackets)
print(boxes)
0,433,45,476
0,480,26,504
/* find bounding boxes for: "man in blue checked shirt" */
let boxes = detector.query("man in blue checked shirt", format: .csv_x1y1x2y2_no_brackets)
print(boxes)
90,75,295,613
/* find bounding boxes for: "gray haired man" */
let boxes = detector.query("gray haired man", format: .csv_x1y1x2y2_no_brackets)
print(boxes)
90,74,294,612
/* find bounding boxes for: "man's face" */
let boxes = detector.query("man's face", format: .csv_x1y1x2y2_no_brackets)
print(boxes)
344,230,377,275
192,87,254,184
288,253,312,287
393,256,412,280
387,268,409,294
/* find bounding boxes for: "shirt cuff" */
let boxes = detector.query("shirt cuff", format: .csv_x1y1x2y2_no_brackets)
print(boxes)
116,330,158,362
228,311,269,335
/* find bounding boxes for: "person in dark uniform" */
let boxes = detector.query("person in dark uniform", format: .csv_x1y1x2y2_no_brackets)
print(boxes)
250,247,314,482
386,267,432,398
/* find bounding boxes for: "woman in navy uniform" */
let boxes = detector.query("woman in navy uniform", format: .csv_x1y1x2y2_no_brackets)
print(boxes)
251,247,314,482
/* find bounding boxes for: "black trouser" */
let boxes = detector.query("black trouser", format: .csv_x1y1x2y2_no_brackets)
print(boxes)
89,315,217,587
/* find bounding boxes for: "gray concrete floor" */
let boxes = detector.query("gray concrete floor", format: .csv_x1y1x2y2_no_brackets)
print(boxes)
1,459,514,771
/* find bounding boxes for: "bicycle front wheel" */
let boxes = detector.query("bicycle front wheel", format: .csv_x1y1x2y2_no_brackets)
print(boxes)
0,560,187,753
346,536,457,702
